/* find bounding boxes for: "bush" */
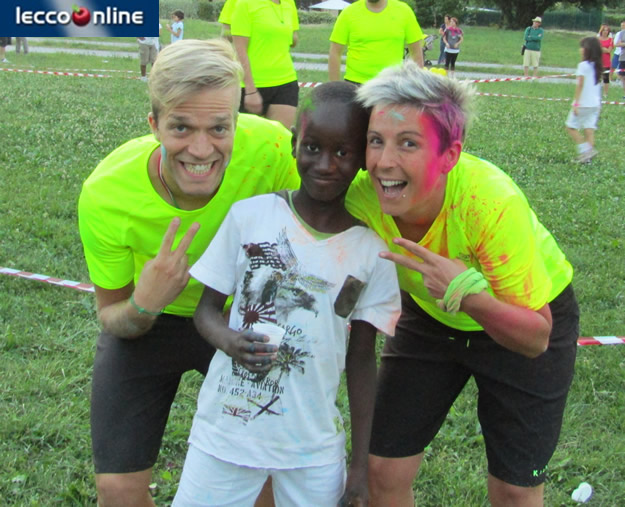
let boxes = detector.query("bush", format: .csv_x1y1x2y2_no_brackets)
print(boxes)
159,0,198,20
198,0,226,21
463,9,502,27
542,8,603,31
298,9,336,24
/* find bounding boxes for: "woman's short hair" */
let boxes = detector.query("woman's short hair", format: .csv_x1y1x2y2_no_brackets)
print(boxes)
148,38,243,122
357,61,474,153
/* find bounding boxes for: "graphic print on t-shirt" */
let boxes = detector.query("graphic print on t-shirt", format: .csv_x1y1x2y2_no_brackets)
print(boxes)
220,227,341,423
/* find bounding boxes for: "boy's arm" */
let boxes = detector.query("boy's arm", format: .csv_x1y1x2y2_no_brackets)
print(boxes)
340,319,378,506
194,286,277,373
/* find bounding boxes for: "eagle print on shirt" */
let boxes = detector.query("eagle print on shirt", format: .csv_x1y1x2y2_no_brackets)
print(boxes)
220,228,341,423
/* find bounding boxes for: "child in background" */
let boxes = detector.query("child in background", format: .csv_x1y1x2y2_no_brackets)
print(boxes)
443,17,463,78
173,81,401,506
15,37,28,55
165,10,184,44
0,37,10,63
565,36,603,163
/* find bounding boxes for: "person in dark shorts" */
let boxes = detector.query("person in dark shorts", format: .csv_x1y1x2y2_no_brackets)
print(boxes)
0,37,11,63
344,62,579,505
78,39,298,507
230,0,300,129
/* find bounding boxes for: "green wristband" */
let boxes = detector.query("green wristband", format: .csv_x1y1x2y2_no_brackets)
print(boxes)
129,293,163,316
437,268,488,315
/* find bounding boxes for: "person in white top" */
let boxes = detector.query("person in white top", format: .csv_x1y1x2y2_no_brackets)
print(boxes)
165,10,184,43
610,20,625,81
174,81,401,506
565,37,603,163
136,27,160,82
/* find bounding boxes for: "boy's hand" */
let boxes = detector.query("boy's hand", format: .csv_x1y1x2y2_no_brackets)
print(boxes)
339,465,368,506
226,329,278,373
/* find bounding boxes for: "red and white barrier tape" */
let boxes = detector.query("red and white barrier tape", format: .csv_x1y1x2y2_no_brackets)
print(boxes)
0,67,110,79
470,73,574,83
476,91,625,105
4,67,625,105
577,336,625,346
2,266,622,345
1,267,94,293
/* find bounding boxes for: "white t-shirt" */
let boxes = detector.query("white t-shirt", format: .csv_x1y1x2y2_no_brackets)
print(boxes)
171,20,184,42
576,60,601,108
189,193,401,469
138,37,158,46
614,30,622,56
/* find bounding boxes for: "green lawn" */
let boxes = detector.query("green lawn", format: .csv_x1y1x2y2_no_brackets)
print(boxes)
1,22,624,506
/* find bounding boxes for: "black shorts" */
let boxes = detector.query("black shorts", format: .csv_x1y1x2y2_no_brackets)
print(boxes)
0,37,11,47
602,70,610,84
240,80,299,115
370,285,579,487
91,314,216,474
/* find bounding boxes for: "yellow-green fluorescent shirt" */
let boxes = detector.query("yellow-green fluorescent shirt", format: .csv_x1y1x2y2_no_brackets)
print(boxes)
218,0,237,24
345,153,573,330
231,0,299,87
329,0,424,84
78,114,300,317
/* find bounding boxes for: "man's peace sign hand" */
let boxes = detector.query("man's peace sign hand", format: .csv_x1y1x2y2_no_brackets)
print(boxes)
132,218,200,313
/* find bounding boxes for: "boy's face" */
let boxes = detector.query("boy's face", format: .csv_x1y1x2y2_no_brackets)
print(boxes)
293,101,366,203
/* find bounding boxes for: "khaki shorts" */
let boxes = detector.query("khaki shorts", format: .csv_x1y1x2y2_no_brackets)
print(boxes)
138,43,158,66
523,49,541,68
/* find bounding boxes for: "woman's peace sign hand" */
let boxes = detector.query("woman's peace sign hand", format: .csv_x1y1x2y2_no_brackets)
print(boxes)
380,237,467,299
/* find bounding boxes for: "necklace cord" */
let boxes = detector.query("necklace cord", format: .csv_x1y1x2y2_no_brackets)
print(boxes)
157,152,180,209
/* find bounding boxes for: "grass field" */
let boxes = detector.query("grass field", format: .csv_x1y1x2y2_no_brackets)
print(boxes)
1,22,624,506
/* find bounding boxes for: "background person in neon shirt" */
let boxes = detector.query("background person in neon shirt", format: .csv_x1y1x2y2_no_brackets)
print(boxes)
345,62,579,506
231,0,300,129
328,0,425,85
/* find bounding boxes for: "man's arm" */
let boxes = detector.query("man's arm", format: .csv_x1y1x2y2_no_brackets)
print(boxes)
339,319,378,506
407,40,424,68
95,218,199,338
328,42,345,81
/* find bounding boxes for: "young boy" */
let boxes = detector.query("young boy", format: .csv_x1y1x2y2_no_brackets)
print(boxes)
165,10,184,44
174,82,401,506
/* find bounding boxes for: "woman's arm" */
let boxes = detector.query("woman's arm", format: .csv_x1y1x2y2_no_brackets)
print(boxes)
380,239,553,358
232,35,263,114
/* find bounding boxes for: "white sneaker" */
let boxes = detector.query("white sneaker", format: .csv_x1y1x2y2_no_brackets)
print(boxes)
139,76,148,82
576,149,597,164
1,58,9,63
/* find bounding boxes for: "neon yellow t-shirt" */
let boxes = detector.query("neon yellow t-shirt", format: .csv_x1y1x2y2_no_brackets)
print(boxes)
218,0,237,24
78,114,300,317
329,0,424,84
231,0,299,87
345,152,573,330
